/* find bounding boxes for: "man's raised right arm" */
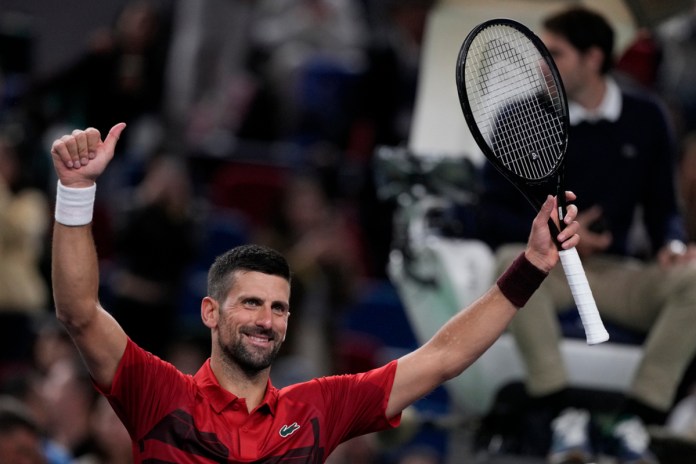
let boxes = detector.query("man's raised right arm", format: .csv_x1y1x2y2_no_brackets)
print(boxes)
51,123,127,389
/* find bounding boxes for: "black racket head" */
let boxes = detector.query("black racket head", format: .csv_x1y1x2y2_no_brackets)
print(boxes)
456,18,569,185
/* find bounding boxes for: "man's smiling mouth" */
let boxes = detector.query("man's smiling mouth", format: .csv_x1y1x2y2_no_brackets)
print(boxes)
245,332,273,347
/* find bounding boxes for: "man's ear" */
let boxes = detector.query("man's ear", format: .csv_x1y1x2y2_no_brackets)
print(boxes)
585,46,605,74
201,296,219,329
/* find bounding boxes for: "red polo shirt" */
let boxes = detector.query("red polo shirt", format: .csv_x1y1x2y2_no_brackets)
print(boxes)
98,339,401,463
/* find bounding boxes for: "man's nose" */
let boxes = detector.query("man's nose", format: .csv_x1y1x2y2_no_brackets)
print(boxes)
254,305,273,328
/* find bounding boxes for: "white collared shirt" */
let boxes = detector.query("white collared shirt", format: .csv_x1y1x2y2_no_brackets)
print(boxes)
568,78,622,126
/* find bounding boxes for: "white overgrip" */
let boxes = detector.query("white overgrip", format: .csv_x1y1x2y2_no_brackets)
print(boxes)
559,247,610,345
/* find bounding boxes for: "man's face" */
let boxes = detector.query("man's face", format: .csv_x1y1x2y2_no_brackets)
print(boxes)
541,31,592,101
215,271,290,374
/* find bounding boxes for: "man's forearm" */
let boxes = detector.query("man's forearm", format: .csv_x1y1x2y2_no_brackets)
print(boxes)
52,222,101,330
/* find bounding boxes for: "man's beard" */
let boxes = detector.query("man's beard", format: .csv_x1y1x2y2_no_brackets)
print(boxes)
219,329,283,376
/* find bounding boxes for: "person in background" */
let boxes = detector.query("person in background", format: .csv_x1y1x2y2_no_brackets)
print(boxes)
477,6,696,464
1,321,76,464
0,133,50,382
41,356,99,460
75,396,133,464
48,121,579,462
0,395,48,464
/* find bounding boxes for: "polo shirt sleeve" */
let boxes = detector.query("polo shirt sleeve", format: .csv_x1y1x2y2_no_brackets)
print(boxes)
314,360,401,444
95,337,193,440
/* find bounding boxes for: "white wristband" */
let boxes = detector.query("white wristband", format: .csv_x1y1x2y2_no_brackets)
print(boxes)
55,180,96,226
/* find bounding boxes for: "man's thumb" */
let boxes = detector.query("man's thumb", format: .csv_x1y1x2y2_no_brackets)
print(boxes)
103,122,127,152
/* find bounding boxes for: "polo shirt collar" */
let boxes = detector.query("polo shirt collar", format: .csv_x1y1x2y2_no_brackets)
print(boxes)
568,77,622,125
194,359,279,415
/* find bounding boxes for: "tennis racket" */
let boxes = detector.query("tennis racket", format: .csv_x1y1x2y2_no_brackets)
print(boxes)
455,18,609,345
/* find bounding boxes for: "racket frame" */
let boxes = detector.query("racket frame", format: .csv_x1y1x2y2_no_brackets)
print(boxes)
456,18,570,217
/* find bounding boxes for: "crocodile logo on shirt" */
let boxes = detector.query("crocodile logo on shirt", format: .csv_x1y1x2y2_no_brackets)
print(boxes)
279,422,301,437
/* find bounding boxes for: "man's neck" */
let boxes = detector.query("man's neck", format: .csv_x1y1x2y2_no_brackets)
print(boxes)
568,76,622,126
575,75,607,111
210,356,270,412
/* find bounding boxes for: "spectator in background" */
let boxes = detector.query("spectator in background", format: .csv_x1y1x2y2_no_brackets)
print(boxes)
1,367,76,464
75,396,132,464
0,395,47,464
0,133,50,382
107,154,198,358
1,318,76,463
40,357,99,460
32,318,79,377
477,7,696,464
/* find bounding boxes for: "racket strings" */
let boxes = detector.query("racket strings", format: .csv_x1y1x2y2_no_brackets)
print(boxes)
464,26,565,180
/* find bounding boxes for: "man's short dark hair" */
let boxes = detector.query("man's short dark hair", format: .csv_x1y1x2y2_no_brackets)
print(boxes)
207,244,291,302
543,6,615,74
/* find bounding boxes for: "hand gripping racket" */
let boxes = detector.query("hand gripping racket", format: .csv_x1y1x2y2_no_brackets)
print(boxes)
455,18,609,344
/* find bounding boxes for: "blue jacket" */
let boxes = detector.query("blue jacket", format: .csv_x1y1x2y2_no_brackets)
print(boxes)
477,85,686,258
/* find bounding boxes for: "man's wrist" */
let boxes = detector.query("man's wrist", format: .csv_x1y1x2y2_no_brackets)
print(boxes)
496,252,549,308
55,180,96,226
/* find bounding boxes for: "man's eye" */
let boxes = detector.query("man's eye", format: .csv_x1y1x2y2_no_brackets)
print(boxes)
272,305,288,315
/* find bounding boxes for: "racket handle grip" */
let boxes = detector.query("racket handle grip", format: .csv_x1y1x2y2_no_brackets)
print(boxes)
559,248,610,345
